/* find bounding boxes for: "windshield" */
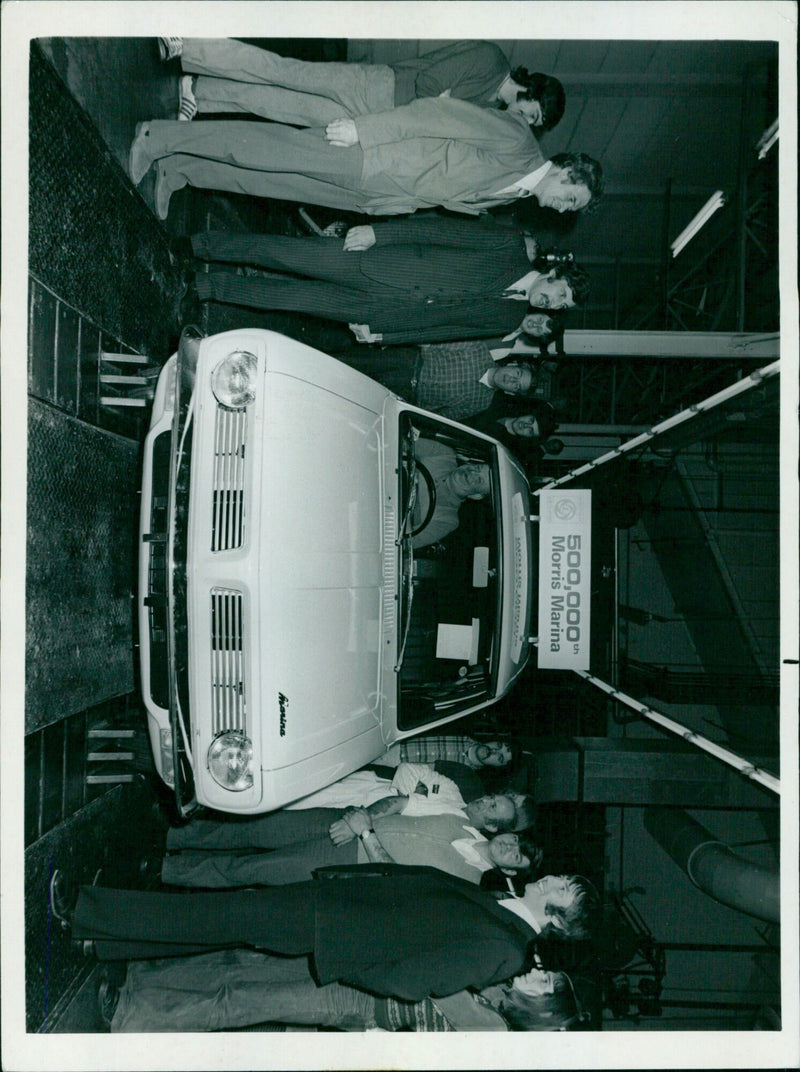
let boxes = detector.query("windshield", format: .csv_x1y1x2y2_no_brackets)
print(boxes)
396,412,503,730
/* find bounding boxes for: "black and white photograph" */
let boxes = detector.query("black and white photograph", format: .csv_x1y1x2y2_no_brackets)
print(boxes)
1,2,797,1069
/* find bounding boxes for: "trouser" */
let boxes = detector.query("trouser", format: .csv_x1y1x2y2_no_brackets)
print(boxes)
325,345,421,400
111,950,378,1032
161,835,358,888
195,271,393,324
74,883,320,961
191,231,372,287
166,807,343,851
181,38,396,126
141,120,368,212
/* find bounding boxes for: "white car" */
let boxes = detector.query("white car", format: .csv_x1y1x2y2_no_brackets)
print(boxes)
139,328,534,815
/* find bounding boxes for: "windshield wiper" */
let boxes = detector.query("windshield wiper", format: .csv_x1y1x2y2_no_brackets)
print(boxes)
394,428,419,672
396,440,418,545
394,536,414,672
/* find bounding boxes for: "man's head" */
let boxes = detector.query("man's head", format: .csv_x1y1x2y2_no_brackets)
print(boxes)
536,153,604,214
487,832,533,874
470,740,514,768
521,310,566,357
528,264,590,311
447,461,492,502
520,312,555,339
506,69,566,132
498,970,584,1031
522,874,601,939
466,793,518,833
500,402,557,444
488,361,536,396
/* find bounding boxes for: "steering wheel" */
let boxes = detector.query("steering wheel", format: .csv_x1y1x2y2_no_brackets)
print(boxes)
410,461,437,538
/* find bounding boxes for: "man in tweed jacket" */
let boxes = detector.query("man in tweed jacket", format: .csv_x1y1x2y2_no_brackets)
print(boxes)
188,213,589,344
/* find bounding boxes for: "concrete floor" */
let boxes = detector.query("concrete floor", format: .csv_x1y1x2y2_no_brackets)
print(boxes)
25,34,349,1034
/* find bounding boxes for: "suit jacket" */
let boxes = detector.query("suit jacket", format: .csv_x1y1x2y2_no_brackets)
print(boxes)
362,213,532,295
391,41,510,107
354,214,534,341
310,864,536,1000
353,97,544,216
373,297,529,343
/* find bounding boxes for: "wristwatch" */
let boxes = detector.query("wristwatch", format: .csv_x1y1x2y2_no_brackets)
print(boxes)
359,828,374,841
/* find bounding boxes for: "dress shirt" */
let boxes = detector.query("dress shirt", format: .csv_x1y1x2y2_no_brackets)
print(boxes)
489,329,541,361
451,828,493,872
286,761,460,811
393,762,469,817
497,896,542,932
415,344,502,420
494,160,551,198
504,269,540,299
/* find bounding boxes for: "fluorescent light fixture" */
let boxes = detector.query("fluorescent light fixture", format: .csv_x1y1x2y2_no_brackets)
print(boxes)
756,119,778,159
671,191,726,258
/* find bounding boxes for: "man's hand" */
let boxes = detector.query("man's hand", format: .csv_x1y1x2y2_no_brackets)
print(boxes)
329,817,357,845
340,806,372,836
349,323,383,343
325,118,359,147
329,807,374,844
343,225,376,252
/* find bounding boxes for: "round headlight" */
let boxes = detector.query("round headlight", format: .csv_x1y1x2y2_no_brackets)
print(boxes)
211,350,258,409
207,731,254,791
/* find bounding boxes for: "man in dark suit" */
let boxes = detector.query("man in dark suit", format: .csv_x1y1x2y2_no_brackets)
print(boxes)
129,96,603,220
186,214,590,344
67,867,599,1000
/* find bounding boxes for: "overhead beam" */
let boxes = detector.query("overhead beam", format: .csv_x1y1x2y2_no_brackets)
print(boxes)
562,330,779,359
554,74,746,95
602,186,714,198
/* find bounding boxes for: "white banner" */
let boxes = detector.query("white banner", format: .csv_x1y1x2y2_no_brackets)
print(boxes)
537,489,592,669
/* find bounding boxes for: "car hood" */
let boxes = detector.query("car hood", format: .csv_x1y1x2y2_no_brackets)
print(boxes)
254,369,390,773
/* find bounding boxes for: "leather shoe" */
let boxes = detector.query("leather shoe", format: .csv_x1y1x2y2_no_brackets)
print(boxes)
128,122,154,186
169,234,195,268
177,273,203,328
49,869,76,931
98,975,121,1028
154,164,187,221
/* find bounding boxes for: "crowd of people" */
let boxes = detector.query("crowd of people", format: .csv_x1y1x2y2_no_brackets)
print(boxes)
132,37,605,475
51,38,607,1034
51,734,599,1033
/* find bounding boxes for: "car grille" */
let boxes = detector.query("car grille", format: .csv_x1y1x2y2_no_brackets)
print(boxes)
383,505,396,632
211,406,247,551
146,430,171,709
210,588,246,733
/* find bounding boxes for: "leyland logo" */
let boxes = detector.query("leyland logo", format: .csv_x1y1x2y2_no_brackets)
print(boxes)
553,497,578,521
